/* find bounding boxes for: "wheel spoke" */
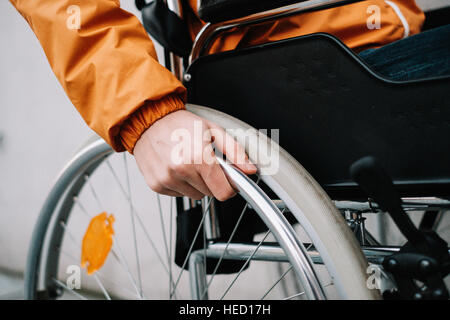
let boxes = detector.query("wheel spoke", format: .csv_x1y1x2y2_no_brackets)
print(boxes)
170,197,213,299
93,273,111,300
59,221,80,249
58,248,141,298
260,265,293,300
156,194,171,264
84,174,104,210
199,178,261,299
283,291,306,300
51,148,339,301
53,278,88,300
73,185,144,298
105,159,171,275
111,239,145,299
199,204,249,299
123,153,143,297
73,196,91,219
59,221,112,300
220,229,271,300
203,216,208,284
283,281,333,300
168,197,175,299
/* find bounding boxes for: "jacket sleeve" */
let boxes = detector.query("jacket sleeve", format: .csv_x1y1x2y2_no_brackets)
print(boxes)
10,0,186,153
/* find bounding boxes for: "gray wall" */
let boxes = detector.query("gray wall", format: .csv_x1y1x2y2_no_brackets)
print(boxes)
0,1,165,274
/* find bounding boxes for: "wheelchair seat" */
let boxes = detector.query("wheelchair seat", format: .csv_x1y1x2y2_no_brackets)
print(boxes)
185,32,450,199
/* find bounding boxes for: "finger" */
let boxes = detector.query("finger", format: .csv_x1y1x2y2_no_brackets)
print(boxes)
159,189,184,198
173,166,213,197
140,164,186,198
165,179,206,200
151,165,205,200
207,122,257,174
147,175,201,199
149,184,184,198
198,145,236,201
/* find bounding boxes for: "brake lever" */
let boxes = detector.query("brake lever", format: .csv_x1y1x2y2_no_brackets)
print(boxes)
350,156,426,246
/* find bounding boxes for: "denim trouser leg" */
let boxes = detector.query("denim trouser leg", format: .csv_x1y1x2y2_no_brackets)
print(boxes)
359,24,450,81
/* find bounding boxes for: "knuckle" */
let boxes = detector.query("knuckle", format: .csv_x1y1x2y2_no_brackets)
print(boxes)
191,193,204,201
148,181,164,194
215,194,228,202
170,162,189,178
215,195,226,202
215,188,236,202
159,171,174,188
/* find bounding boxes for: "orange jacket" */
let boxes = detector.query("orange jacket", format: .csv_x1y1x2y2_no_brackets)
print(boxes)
10,0,424,153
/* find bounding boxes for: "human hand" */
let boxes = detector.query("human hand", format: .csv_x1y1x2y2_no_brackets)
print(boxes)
133,110,257,201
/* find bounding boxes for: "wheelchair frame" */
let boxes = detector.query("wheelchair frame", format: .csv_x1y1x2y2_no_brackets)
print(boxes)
165,0,450,233
165,0,450,299
24,0,450,301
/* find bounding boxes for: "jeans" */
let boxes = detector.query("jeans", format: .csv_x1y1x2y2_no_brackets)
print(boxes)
359,24,450,81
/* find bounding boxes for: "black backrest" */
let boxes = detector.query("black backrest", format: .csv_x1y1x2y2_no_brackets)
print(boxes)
423,6,450,31
185,33,450,198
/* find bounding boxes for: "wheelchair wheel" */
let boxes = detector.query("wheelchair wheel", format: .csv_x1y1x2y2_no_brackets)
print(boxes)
24,104,380,300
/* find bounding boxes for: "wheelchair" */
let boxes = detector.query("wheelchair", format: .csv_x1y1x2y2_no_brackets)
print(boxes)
25,0,450,300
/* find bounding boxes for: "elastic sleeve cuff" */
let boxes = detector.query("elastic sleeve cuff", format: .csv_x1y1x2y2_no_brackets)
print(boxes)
119,94,186,153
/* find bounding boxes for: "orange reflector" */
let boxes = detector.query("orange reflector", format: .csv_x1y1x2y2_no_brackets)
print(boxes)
81,212,115,275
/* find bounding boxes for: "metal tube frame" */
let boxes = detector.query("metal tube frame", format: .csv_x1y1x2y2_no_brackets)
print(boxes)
269,198,450,214
162,0,450,299
202,197,221,241
189,251,209,300
164,0,450,300
188,0,364,63
166,0,185,80
190,243,450,267
207,157,327,299
165,0,365,76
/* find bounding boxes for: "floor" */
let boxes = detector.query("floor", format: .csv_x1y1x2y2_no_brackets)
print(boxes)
0,271,23,300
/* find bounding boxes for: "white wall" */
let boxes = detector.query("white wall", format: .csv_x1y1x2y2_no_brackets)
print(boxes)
0,1,161,274
0,2,90,272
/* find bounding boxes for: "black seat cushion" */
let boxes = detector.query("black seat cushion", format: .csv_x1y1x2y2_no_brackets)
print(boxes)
198,0,308,23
